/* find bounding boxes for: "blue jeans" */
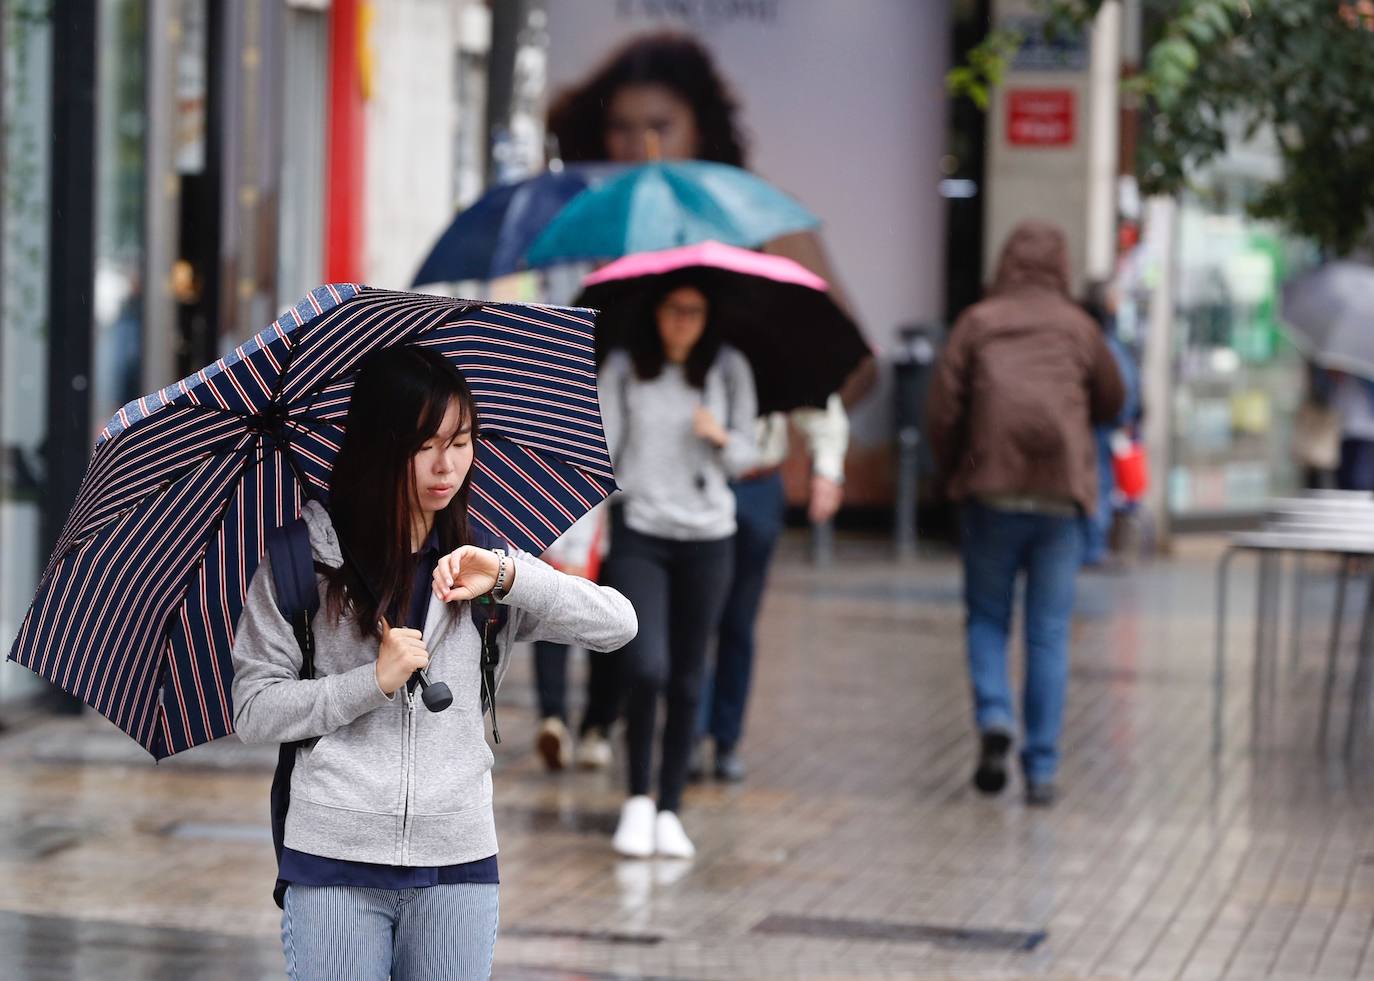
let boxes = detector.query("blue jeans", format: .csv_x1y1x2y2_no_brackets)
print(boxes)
699,472,787,751
1339,438,1374,491
1082,427,1115,566
961,502,1082,783
282,883,499,980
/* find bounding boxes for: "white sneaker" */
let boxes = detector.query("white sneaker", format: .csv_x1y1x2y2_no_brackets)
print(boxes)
612,796,656,858
535,717,570,771
576,728,613,770
654,810,696,859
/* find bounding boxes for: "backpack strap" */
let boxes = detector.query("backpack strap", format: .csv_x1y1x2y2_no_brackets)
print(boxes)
467,527,511,743
266,516,320,681
263,515,321,911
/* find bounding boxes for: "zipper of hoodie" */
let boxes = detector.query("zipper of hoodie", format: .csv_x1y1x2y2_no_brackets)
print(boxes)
402,687,416,863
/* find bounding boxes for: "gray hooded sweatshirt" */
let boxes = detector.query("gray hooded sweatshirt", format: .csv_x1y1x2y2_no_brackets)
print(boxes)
231,501,637,866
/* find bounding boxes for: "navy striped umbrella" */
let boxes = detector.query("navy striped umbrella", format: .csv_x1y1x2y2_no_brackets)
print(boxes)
6,285,615,759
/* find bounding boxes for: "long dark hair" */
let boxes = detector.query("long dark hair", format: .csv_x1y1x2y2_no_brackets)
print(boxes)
1081,278,1115,332
628,275,723,389
547,32,749,167
326,345,478,635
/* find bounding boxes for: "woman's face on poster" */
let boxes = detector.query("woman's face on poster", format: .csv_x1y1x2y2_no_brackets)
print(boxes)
604,83,702,161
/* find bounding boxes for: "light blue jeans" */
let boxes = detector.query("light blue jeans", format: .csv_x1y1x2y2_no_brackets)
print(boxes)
962,502,1082,783
282,883,499,980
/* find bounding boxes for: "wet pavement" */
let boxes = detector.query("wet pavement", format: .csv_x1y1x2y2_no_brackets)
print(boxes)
2,535,1373,979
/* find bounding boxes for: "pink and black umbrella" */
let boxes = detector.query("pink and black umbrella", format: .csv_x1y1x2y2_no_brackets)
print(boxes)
576,241,869,414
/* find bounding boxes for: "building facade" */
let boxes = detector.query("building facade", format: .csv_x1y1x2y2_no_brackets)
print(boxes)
0,0,495,704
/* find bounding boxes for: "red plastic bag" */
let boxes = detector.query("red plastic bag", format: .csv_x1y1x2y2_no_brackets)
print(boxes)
1111,435,1148,502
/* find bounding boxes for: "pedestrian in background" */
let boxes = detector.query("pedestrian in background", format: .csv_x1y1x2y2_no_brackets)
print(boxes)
530,504,618,771
926,221,1124,807
1330,371,1374,491
231,346,637,978
694,398,847,783
1079,279,1140,569
599,274,757,858
547,31,867,784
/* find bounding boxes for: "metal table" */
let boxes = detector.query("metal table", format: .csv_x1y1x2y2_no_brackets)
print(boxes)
1215,500,1374,758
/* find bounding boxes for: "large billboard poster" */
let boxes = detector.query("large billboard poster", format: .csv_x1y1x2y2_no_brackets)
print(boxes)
543,0,949,504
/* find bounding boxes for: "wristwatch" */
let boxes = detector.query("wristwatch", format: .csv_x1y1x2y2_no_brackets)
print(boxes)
491,548,511,600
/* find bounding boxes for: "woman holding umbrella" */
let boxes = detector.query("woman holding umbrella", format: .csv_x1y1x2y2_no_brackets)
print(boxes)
231,346,637,978
546,31,871,782
601,273,758,858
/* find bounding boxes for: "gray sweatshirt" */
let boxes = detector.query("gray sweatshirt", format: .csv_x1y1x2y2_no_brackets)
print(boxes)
598,346,758,541
231,501,637,866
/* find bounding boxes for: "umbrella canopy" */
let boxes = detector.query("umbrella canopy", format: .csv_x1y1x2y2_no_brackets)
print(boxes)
576,241,870,414
411,164,617,286
7,285,615,759
525,160,819,266
1282,261,1374,376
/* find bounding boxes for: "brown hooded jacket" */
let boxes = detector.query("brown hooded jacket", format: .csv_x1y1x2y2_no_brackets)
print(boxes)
925,221,1125,514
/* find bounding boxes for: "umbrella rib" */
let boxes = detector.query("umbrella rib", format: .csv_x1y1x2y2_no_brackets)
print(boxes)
40,425,273,586
98,400,257,446
283,414,340,439
143,431,291,755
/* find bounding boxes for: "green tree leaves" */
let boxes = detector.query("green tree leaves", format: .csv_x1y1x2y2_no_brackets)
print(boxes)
947,0,1374,255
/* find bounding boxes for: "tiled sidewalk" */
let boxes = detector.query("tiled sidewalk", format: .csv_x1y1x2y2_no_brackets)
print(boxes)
1,536,1372,979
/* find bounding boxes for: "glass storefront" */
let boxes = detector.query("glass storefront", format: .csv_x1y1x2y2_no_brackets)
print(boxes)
278,3,328,310
1166,157,1314,520
0,0,52,700
2,0,152,703
93,0,147,427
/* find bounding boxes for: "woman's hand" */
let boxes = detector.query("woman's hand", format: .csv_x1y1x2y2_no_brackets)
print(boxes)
432,546,512,603
693,406,729,448
376,626,429,695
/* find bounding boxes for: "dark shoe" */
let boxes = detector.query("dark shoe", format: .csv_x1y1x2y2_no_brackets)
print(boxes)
686,741,707,783
973,729,1013,795
714,747,747,783
535,717,571,771
1025,781,1057,808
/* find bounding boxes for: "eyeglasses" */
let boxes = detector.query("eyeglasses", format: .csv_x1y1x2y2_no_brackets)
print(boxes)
660,302,707,320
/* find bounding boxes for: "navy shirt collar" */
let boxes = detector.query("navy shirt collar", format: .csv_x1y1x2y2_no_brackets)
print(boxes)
413,526,441,558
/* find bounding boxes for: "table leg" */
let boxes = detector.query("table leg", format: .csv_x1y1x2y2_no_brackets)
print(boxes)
1214,548,1238,756
1289,551,1307,668
1318,554,1351,753
1253,551,1281,749
1345,572,1374,760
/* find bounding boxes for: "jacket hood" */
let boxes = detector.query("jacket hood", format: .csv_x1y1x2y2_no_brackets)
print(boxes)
991,221,1071,296
301,499,344,568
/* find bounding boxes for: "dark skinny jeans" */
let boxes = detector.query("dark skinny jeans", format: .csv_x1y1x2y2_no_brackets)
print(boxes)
532,640,620,735
604,524,733,814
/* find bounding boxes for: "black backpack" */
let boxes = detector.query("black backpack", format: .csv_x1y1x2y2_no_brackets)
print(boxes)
263,516,509,908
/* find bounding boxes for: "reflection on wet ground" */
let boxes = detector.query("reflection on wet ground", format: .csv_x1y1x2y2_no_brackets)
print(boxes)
1,535,1372,978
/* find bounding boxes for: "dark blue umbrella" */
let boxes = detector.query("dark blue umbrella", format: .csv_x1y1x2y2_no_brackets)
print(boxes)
411,165,617,286
7,285,616,759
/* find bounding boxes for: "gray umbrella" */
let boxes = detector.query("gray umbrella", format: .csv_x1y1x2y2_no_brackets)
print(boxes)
1281,261,1374,376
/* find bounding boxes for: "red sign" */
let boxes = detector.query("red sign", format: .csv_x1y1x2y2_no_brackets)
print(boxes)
1007,89,1075,147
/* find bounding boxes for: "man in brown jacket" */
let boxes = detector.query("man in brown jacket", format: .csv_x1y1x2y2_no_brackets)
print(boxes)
926,220,1124,807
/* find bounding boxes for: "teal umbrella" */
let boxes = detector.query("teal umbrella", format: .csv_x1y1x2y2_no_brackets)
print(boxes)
524,160,819,266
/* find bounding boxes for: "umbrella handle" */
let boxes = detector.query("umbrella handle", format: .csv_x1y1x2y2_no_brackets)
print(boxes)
416,671,453,712
380,616,452,713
